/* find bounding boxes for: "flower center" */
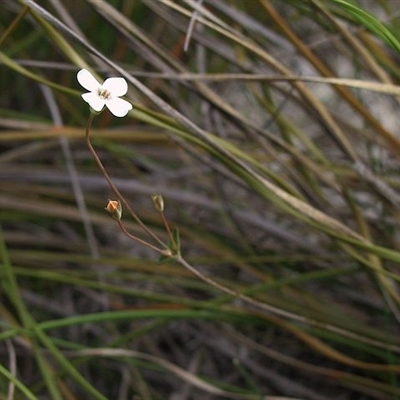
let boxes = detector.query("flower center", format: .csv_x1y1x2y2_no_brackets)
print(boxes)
97,87,112,100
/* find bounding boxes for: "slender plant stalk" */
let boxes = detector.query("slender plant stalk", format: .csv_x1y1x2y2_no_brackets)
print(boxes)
116,219,165,255
85,114,166,249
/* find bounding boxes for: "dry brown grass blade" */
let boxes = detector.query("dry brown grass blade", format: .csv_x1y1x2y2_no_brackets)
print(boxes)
311,0,393,84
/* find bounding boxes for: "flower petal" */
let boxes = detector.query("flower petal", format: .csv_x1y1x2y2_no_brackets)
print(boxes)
103,77,128,97
82,92,105,112
106,98,132,117
77,69,101,92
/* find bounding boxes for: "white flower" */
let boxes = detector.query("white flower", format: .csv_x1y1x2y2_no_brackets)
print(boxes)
77,69,132,117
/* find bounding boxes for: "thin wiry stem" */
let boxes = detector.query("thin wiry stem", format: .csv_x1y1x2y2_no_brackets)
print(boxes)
176,255,400,354
116,220,166,255
160,211,176,250
85,113,167,249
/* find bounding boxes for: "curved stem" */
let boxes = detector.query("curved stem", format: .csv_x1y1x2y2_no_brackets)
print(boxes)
160,211,175,249
176,255,396,352
85,114,166,249
116,220,165,255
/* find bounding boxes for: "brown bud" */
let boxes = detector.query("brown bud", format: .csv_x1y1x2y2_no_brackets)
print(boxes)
105,199,122,221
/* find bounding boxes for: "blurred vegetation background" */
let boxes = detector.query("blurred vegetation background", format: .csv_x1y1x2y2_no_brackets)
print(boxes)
2,0,400,399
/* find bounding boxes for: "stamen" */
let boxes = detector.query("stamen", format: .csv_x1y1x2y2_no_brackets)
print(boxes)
97,87,112,100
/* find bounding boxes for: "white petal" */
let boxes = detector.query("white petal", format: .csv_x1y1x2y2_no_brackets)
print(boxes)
106,98,132,117
103,77,128,97
77,69,101,92
82,92,105,111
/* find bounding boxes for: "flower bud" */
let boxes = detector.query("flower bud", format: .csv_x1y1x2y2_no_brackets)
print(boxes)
105,199,122,221
151,193,164,212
